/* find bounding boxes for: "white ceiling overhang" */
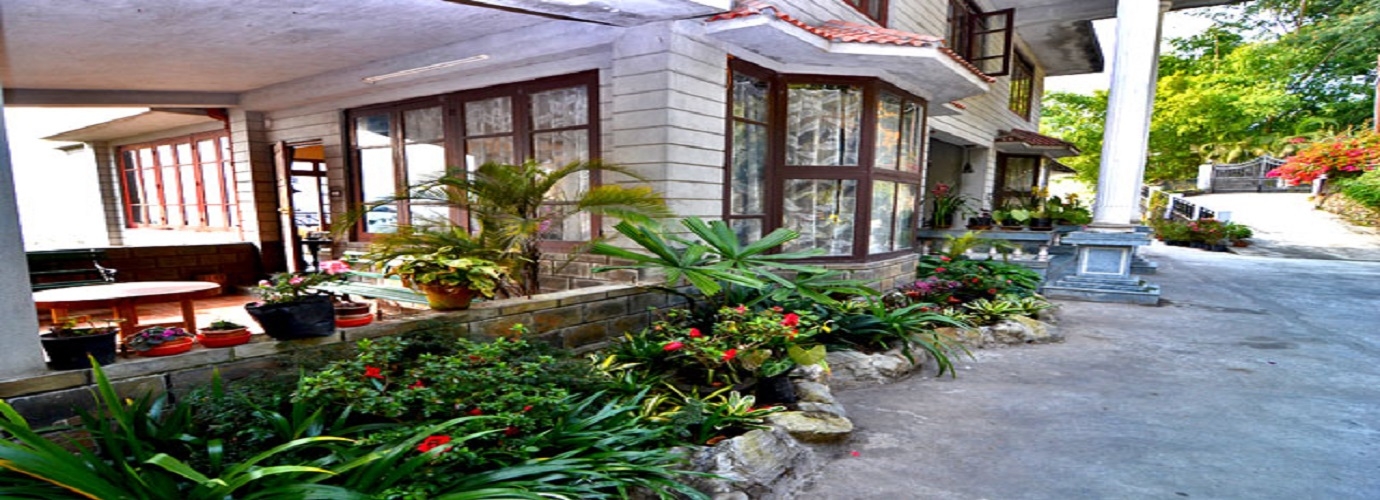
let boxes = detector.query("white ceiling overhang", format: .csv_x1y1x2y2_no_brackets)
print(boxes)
703,15,991,104
457,0,732,26
42,110,222,143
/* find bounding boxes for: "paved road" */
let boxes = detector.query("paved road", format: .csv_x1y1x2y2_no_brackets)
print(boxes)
1191,193,1380,261
798,244,1380,499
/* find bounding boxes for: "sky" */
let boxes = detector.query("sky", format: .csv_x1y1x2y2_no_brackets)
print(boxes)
1045,10,1219,94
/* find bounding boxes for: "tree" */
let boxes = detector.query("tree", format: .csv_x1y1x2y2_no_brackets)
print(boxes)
1040,91,1107,184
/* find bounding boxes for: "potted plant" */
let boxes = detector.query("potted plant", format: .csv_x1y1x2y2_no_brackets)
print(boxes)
245,261,349,340
199,319,251,348
128,326,195,357
1052,194,1093,226
40,316,119,370
1028,196,1058,231
1157,220,1191,246
928,182,971,229
1224,222,1254,247
381,248,506,311
966,211,994,230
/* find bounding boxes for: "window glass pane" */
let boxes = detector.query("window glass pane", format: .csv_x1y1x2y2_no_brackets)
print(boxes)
175,143,193,165
201,162,223,205
409,204,451,227
530,87,588,130
534,130,590,207
148,205,164,226
730,218,764,245
465,137,514,169
900,101,924,173
180,166,201,225
1001,157,1038,200
404,107,444,144
786,84,861,166
355,114,391,147
162,165,180,220
782,179,857,256
731,122,768,215
870,181,896,254
360,148,397,233
197,139,219,162
875,93,902,170
122,152,142,206
405,143,447,185
206,206,225,227
540,206,590,242
166,203,183,226
464,97,513,135
896,183,918,250
141,165,159,218
733,73,769,122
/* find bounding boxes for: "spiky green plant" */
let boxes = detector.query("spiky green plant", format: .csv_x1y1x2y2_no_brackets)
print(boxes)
348,160,670,296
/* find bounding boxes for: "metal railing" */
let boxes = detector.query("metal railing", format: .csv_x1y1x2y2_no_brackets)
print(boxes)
1141,186,1223,222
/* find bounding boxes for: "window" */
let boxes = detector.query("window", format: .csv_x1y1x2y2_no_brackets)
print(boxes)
1008,54,1034,119
117,131,238,230
843,0,887,24
994,154,1040,208
946,0,1015,76
724,60,925,260
347,72,598,241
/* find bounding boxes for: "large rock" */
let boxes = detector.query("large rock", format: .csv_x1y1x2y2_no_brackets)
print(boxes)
825,344,930,389
688,426,818,499
766,411,854,443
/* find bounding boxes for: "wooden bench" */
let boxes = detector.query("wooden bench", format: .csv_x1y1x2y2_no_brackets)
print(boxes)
27,249,118,291
312,253,429,305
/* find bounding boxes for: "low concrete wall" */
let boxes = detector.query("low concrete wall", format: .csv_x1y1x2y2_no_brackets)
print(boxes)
1,284,681,426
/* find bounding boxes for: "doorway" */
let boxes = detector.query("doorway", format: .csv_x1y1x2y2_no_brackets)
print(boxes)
274,142,332,272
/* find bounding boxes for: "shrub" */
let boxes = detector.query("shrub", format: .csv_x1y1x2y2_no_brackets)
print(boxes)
1268,130,1380,185
612,306,828,386
1337,168,1380,209
911,256,1042,304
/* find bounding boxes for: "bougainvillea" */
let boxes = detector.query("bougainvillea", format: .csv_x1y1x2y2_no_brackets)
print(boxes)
1268,131,1380,185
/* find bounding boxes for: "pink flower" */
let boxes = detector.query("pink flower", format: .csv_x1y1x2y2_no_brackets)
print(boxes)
734,305,747,314
688,328,703,338
935,267,947,273
940,256,951,262
663,341,685,352
781,313,800,327
288,276,305,285
850,450,861,457
319,260,350,275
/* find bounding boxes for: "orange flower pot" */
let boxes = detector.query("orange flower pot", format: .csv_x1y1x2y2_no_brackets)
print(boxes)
197,328,252,348
136,337,195,357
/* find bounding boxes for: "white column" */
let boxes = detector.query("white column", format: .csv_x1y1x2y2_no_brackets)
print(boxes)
1091,0,1170,229
0,84,50,379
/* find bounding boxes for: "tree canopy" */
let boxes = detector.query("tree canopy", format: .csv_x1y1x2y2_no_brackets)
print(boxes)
1041,0,1380,183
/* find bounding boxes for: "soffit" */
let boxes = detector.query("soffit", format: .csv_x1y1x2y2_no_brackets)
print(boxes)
42,110,221,142
0,0,549,93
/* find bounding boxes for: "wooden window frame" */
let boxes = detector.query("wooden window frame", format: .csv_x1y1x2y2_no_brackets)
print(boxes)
346,71,601,251
724,60,926,263
843,0,888,25
947,0,1015,77
117,130,238,231
1008,53,1035,120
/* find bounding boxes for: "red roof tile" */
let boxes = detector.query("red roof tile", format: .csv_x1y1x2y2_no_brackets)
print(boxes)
996,129,1078,150
948,101,968,110
707,0,995,83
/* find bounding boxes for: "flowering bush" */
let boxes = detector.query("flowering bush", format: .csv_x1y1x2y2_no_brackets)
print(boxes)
928,182,973,227
1267,131,1380,185
1185,219,1227,244
910,255,1042,305
615,306,828,385
254,260,349,304
127,326,193,352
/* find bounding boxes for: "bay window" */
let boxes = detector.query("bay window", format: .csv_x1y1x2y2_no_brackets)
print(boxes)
724,60,925,261
347,72,598,241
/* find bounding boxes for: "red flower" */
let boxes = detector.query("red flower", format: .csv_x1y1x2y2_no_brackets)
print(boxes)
947,297,962,303
417,435,451,453
987,288,997,295
722,348,738,361
505,426,520,437
663,341,685,351
469,408,483,416
688,328,703,338
735,305,747,314
971,278,980,284
782,313,801,327
935,267,947,273
409,380,426,389
850,450,861,457
522,405,533,412
940,256,951,262
364,366,385,380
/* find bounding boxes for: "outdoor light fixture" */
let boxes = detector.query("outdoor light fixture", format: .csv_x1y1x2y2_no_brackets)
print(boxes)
961,145,975,174
362,55,490,84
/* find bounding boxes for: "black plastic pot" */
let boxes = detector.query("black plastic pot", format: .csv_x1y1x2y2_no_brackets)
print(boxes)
41,329,118,370
1029,218,1055,231
245,295,336,340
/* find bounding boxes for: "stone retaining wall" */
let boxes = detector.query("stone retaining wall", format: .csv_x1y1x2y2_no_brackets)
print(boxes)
1,284,681,426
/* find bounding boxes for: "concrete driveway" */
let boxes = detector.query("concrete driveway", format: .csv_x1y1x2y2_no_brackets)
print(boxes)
1191,193,1380,261
798,244,1380,499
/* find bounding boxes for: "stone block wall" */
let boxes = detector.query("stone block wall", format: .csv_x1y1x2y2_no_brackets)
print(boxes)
820,253,919,292
1,284,680,426
101,242,262,287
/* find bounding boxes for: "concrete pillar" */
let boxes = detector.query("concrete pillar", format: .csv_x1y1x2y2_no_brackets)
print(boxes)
229,110,285,273
90,141,126,246
1091,0,1170,229
0,85,51,379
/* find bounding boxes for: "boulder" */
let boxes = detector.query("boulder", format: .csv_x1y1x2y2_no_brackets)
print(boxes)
766,411,854,443
688,426,818,499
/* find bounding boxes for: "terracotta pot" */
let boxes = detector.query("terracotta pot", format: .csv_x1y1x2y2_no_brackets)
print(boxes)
137,337,195,357
418,283,479,311
197,327,251,348
335,301,375,327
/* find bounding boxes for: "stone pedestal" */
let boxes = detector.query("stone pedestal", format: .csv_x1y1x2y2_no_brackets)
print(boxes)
1131,225,1158,275
1043,231,1160,305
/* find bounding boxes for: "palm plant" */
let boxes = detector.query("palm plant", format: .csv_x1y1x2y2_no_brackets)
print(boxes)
352,160,670,296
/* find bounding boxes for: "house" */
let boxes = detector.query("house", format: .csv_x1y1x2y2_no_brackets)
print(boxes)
0,0,1239,379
